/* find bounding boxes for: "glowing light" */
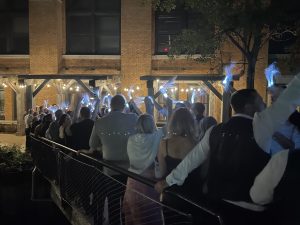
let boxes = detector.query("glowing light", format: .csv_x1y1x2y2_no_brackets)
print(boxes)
156,79,159,82
181,89,184,92
175,87,178,91
171,89,174,93
136,86,140,90
222,62,235,92
197,88,201,91
163,93,168,98
62,86,66,90
114,87,117,90
190,87,193,91
185,89,189,92
265,62,280,88
47,84,50,88
69,87,73,91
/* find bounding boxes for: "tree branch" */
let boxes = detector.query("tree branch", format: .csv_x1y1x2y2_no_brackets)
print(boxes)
226,33,249,57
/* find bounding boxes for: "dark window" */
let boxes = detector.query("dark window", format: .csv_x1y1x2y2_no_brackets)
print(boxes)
66,0,120,55
155,3,198,54
0,0,29,54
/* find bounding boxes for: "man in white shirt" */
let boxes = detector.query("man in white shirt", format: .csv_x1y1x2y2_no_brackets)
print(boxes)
155,73,300,213
85,94,138,225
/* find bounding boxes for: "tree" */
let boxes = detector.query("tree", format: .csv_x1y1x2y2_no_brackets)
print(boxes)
152,0,299,88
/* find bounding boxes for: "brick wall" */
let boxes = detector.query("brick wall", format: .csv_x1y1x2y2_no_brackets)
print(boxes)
120,0,152,98
4,87,14,120
29,0,64,74
0,0,270,123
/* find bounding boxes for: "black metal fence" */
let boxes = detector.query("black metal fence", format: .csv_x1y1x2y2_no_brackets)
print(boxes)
30,135,224,225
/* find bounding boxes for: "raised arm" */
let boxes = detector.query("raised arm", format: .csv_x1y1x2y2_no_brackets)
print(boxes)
254,73,300,152
91,97,101,121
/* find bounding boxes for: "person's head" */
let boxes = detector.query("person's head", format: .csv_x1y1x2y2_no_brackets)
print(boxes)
191,102,205,117
167,107,198,141
268,84,286,104
199,116,217,140
43,113,53,123
59,114,71,126
135,114,156,134
230,89,265,117
174,102,186,110
80,107,91,119
54,109,63,121
110,95,126,112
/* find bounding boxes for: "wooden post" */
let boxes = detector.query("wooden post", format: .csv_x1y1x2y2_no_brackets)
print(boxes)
16,87,26,136
222,90,231,123
146,80,154,97
25,85,33,112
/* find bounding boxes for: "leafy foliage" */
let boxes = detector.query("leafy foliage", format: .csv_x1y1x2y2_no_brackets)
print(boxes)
151,0,299,88
0,145,32,172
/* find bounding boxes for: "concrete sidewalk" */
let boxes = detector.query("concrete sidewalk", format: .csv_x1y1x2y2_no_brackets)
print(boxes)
0,133,25,148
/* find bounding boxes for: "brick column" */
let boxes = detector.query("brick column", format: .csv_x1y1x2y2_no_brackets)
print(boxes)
121,0,153,97
29,0,65,74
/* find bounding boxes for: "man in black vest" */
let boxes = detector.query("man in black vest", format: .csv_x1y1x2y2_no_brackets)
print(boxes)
155,74,300,214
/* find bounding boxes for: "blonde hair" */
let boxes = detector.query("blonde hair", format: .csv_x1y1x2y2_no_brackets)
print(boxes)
136,114,156,134
167,108,198,142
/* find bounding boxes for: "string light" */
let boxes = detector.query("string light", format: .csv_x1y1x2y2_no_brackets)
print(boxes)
46,84,50,88
180,89,184,92
136,86,140,90
113,87,117,90
69,87,73,91
185,89,189,92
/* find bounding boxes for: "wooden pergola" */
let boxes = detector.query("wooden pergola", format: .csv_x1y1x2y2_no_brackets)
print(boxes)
0,74,114,135
140,74,240,123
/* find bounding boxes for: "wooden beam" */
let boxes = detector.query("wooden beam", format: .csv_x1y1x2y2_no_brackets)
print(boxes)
202,81,222,101
6,81,18,94
33,79,50,97
140,75,240,81
76,79,100,100
18,74,113,80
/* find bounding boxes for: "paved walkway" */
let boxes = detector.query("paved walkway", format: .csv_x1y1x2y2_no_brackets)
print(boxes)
0,133,25,148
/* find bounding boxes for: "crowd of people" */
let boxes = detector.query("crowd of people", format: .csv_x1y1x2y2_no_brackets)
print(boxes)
24,73,300,225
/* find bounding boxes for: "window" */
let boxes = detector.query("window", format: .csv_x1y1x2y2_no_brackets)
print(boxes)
0,0,29,54
155,2,199,54
66,0,121,55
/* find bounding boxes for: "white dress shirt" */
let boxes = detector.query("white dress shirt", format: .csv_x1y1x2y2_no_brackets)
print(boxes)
89,111,138,174
250,150,288,205
165,73,300,210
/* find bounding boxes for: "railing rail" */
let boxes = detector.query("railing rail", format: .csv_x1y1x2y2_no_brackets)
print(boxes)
30,134,225,225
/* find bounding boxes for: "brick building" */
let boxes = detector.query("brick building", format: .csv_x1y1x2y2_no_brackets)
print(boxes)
0,0,269,132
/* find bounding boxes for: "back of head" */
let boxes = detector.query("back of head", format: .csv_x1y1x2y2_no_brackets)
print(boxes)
136,114,156,134
55,109,63,120
44,113,53,123
80,106,91,119
167,107,198,141
192,102,205,116
59,114,68,126
199,116,217,140
110,94,126,111
230,89,258,114
174,102,186,110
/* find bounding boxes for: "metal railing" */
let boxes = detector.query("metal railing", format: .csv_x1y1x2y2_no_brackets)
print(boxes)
30,134,224,225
